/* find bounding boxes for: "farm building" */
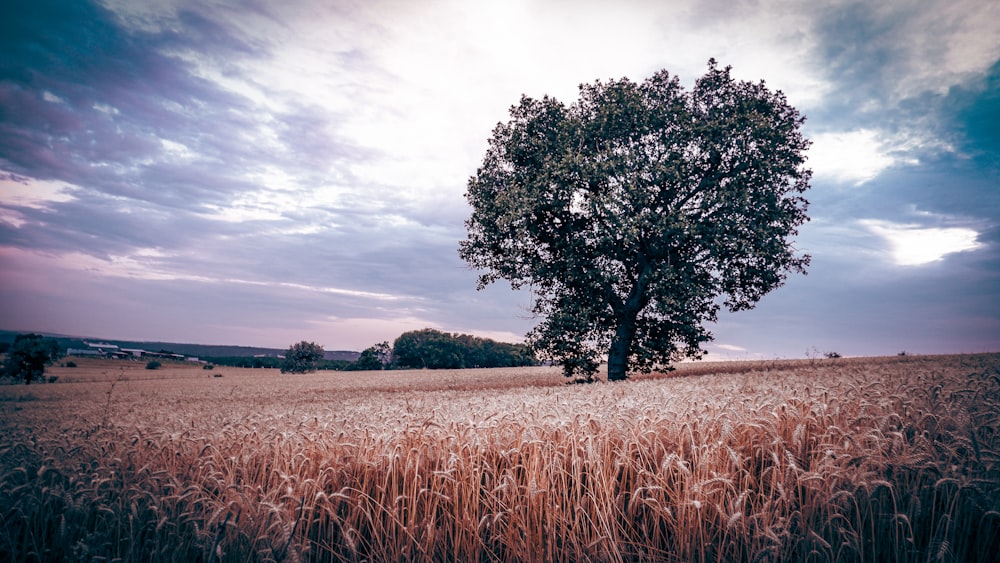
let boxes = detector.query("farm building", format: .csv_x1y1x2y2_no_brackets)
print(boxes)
65,342,130,358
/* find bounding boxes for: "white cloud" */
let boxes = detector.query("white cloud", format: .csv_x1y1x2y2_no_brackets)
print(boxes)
1,247,411,302
95,0,838,232
0,176,78,209
42,91,67,104
806,126,954,185
177,0,834,208
808,129,900,185
860,219,984,266
870,0,1000,100
159,139,196,160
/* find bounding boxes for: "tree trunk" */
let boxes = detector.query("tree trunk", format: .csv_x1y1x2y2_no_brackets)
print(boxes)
607,258,650,382
607,315,637,381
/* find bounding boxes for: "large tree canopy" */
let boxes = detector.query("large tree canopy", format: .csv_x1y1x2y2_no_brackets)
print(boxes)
459,61,811,381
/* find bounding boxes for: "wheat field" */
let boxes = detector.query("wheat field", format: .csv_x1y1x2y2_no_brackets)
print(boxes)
1,354,998,562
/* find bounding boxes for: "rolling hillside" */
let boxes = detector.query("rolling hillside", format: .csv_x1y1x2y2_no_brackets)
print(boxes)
0,330,360,361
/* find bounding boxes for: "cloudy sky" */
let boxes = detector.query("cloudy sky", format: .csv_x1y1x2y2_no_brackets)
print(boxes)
1,0,998,358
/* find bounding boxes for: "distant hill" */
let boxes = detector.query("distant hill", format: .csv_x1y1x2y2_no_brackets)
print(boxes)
0,330,360,361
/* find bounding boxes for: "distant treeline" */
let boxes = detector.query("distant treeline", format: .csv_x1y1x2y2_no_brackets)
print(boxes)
205,330,536,371
0,331,290,359
201,357,353,370
1,329,537,372
203,329,535,371
392,329,536,369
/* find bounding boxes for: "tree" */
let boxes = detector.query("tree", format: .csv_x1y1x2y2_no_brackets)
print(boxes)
353,341,391,371
459,60,811,382
2,333,60,384
392,329,462,369
280,341,325,374
392,328,537,369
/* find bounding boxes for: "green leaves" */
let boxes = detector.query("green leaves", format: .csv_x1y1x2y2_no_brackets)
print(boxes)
391,329,536,370
460,60,811,381
2,333,60,384
280,341,325,374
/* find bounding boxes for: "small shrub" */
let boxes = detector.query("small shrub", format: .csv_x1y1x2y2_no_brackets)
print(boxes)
145,360,162,370
64,361,77,368
213,373,223,378
203,364,215,370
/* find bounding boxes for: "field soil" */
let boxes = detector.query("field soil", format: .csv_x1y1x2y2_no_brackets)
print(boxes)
2,353,998,561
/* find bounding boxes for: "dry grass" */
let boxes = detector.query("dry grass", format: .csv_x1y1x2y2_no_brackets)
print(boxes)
1,353,998,561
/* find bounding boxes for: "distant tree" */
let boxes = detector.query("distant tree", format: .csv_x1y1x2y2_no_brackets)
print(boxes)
281,341,325,374
392,329,537,369
460,60,811,381
353,341,391,371
204,356,283,369
374,341,393,365
393,329,464,369
392,329,432,369
3,334,60,384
